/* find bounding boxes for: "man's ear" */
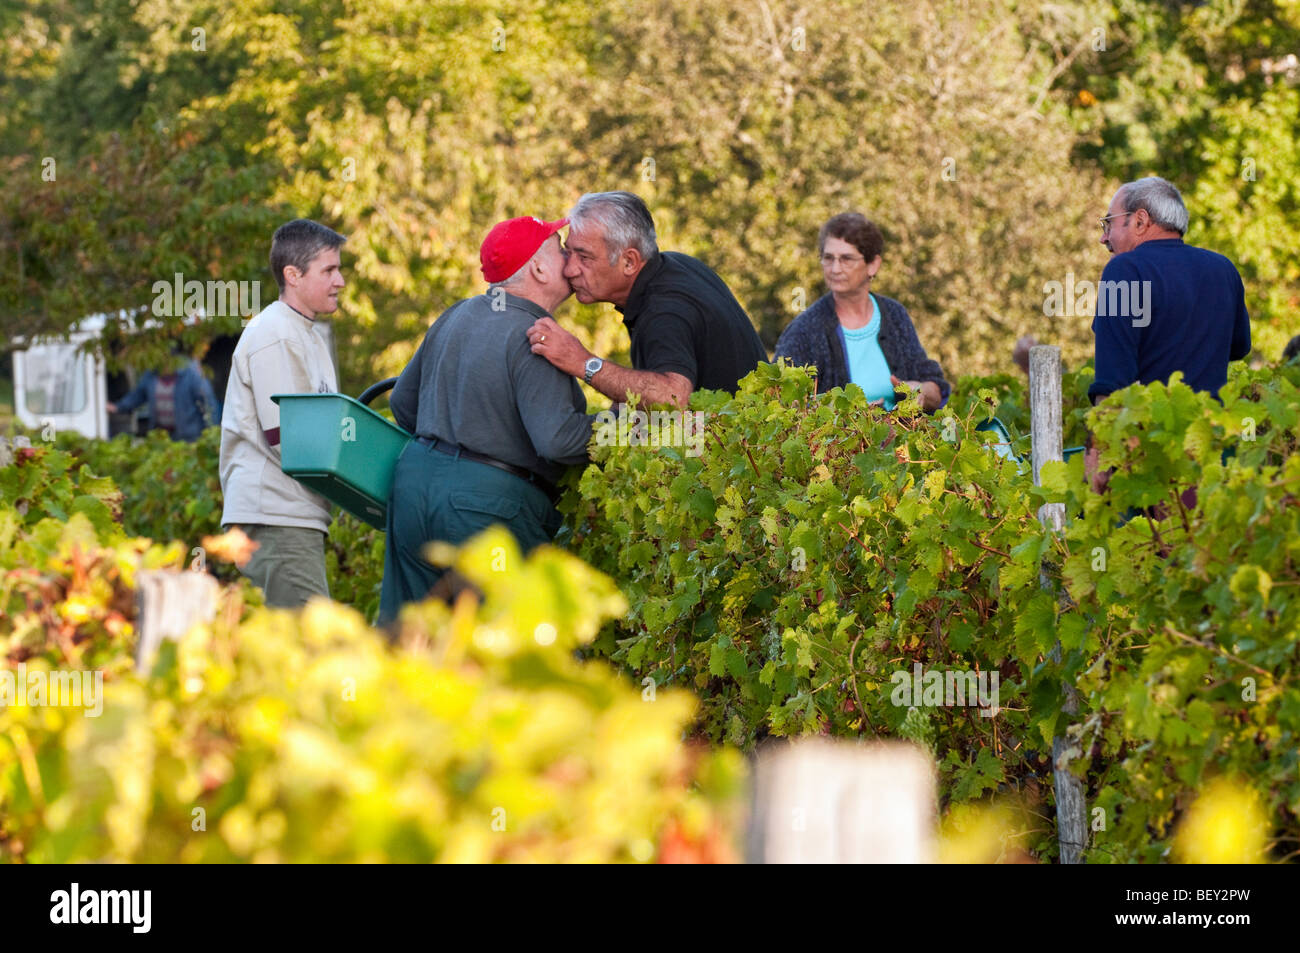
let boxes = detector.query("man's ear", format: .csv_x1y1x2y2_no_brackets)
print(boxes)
283,265,302,287
531,252,549,282
621,247,644,274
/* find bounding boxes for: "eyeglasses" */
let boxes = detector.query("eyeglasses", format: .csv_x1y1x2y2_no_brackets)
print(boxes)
821,254,865,267
1098,211,1134,235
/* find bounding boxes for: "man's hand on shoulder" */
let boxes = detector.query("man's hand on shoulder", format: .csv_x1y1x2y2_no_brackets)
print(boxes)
526,316,693,407
527,316,589,378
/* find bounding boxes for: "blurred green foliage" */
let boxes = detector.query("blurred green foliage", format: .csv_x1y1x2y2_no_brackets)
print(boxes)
22,426,386,620
1,496,747,862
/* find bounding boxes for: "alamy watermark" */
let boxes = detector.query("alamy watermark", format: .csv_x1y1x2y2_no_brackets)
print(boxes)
50,883,150,933
0,664,103,717
594,409,707,457
890,662,999,717
1043,272,1151,327
151,273,262,322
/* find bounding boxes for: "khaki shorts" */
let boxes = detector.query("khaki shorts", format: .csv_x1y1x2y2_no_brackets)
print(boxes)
226,523,329,609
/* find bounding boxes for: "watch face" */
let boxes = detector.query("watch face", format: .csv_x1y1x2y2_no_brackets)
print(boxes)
586,358,602,372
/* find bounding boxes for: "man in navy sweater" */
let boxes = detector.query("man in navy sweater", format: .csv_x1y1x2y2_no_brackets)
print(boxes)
1085,176,1251,492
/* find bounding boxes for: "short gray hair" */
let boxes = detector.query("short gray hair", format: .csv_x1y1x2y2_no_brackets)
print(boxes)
496,266,528,289
1117,177,1189,235
568,191,658,265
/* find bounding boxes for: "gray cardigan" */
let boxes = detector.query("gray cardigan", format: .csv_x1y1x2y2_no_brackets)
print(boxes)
773,292,950,406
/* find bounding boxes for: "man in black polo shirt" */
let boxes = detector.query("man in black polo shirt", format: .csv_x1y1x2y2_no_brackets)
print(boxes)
524,191,767,407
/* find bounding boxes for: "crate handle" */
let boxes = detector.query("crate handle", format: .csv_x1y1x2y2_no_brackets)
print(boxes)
358,377,399,406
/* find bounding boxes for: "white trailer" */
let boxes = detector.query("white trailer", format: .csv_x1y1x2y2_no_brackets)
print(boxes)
10,310,337,441
12,314,114,440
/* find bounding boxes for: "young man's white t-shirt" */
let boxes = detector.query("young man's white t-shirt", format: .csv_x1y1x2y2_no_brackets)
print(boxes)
219,300,337,531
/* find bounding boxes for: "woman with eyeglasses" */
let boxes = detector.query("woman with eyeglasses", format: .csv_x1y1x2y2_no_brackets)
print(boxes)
774,212,948,412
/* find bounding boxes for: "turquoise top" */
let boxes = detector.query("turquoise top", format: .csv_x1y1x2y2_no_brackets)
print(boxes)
839,294,895,408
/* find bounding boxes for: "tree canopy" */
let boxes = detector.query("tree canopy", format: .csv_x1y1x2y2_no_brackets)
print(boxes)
2,0,1297,390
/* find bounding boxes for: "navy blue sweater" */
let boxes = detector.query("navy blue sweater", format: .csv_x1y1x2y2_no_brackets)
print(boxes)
1089,239,1251,402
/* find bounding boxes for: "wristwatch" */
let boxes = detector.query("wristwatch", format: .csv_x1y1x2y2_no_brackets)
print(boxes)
583,356,604,385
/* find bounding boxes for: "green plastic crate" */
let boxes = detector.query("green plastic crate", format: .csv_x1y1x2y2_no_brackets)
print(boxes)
271,393,411,530
976,416,1085,466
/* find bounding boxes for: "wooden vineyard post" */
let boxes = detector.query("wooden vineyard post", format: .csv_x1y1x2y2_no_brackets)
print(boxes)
746,738,936,863
1029,345,1086,864
134,569,221,674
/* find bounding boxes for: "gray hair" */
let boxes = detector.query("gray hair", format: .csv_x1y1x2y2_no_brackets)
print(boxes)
496,267,528,289
1117,177,1189,235
568,191,658,265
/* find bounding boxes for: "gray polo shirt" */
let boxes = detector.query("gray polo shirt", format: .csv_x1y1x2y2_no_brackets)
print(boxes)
389,291,593,483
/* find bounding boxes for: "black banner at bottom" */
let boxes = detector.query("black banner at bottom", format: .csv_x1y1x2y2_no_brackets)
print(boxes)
0,861,1278,940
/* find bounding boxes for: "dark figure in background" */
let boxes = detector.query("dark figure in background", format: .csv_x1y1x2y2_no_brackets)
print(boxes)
108,349,217,442
1013,336,1038,377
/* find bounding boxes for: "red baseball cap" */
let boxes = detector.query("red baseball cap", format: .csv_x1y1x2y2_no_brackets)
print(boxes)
480,216,569,283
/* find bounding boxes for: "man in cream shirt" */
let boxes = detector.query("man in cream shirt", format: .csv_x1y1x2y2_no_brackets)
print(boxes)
220,219,346,607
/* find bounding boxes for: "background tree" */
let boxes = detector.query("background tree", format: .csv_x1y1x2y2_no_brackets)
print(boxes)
1057,0,1300,358
568,0,1107,379
2,0,1296,391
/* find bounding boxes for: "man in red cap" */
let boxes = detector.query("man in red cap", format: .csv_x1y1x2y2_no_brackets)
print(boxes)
379,216,595,623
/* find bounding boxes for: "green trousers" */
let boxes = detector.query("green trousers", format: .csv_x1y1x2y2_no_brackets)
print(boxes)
228,523,330,608
378,441,560,625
